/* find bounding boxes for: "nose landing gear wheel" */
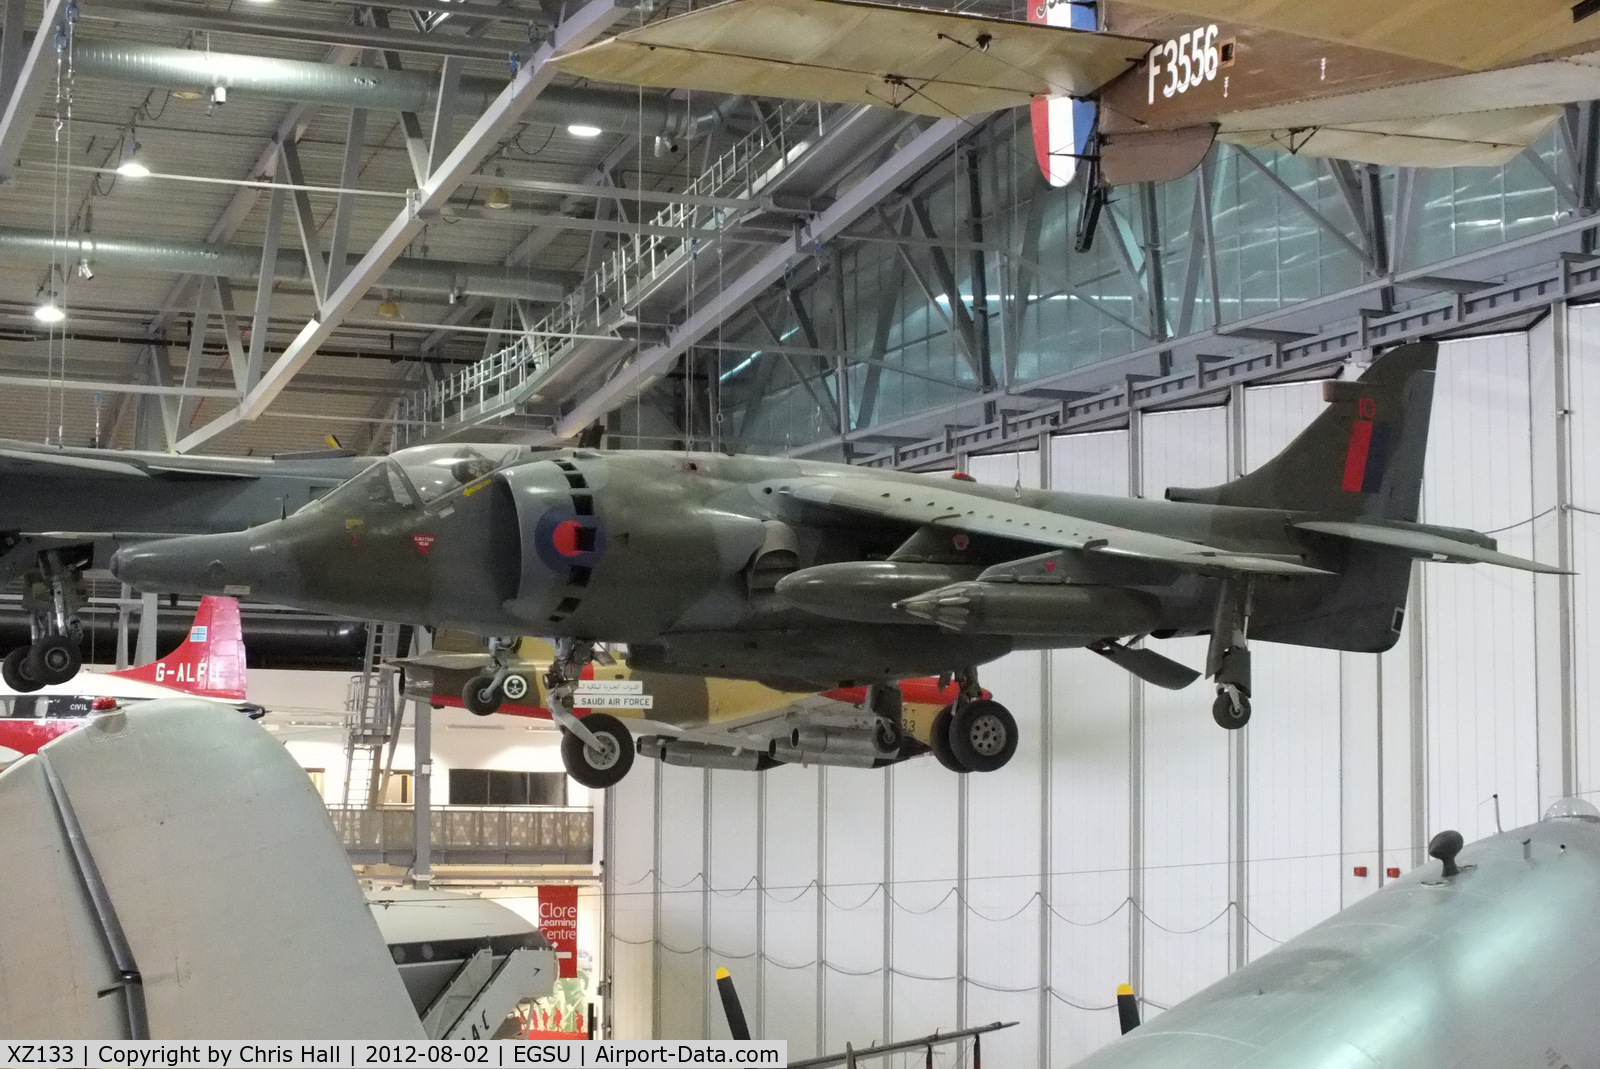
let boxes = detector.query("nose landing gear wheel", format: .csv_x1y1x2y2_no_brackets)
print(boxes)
2,648,42,693
948,699,1018,773
462,673,503,716
1212,686,1251,729
28,635,81,687
928,704,970,773
560,712,634,789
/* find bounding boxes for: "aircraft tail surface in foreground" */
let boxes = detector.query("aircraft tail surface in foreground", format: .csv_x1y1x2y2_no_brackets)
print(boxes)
109,595,248,701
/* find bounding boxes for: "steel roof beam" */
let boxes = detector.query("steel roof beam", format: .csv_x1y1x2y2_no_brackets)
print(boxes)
173,0,622,453
551,117,963,439
0,0,63,185
78,0,526,62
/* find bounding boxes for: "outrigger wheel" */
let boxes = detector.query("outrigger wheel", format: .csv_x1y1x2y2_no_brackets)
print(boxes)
462,672,503,716
560,712,635,789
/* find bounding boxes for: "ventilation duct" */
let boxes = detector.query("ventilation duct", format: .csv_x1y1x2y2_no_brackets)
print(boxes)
0,227,572,302
64,37,728,139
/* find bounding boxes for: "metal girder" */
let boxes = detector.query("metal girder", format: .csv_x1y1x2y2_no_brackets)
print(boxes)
0,373,236,397
855,256,905,430
754,303,839,434
368,9,431,185
325,106,369,295
0,0,64,185
174,0,623,452
428,58,463,177
210,278,249,392
552,117,964,439
1235,148,1374,270
908,196,990,388
248,177,286,390
78,0,525,61
279,137,330,306
0,0,28,102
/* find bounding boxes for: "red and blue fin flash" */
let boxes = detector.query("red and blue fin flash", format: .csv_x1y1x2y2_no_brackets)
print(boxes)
1030,0,1096,187
1341,397,1392,494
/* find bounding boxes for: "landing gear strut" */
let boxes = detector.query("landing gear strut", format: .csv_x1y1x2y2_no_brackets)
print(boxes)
2,550,88,692
544,638,634,790
929,667,1018,774
461,637,520,716
1208,578,1253,730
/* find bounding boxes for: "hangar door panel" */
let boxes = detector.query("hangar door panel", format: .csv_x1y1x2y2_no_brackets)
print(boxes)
657,764,708,1037
886,743,961,1043
1564,305,1600,796
962,451,1046,1067
760,764,821,1054
1047,431,1136,1063
608,760,659,1039
1137,407,1232,1009
706,769,761,1038
1423,335,1540,838
820,766,886,1054
1242,382,1344,960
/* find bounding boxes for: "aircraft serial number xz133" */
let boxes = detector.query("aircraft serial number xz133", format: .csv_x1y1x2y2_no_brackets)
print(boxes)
1148,24,1221,103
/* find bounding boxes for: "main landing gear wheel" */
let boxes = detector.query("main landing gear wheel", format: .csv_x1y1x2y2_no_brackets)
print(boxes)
28,635,81,687
2,647,41,693
1212,686,1251,729
928,704,969,773
462,673,503,716
948,699,1018,774
560,712,634,789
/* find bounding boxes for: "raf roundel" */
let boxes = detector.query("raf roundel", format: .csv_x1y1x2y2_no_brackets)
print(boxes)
534,507,605,571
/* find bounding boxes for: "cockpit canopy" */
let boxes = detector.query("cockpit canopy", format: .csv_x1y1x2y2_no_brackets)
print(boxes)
309,444,527,515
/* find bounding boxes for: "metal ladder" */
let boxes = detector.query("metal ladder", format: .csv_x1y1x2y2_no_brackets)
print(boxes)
342,621,403,809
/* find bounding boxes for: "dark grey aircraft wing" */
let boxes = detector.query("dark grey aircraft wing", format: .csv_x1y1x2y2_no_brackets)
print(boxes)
781,478,1333,577
1295,520,1565,573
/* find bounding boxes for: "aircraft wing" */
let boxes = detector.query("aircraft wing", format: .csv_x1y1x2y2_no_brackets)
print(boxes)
393,651,495,672
1295,520,1566,573
1113,0,1600,71
555,0,1152,118
781,478,1332,577
667,693,862,747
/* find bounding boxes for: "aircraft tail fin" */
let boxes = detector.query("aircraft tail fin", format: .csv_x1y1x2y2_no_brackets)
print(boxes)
1166,341,1438,520
110,595,248,700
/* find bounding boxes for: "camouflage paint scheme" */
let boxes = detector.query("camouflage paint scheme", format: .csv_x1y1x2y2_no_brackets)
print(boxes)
111,343,1553,695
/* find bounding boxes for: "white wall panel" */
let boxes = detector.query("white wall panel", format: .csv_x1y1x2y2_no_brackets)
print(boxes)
886,754,960,1043
1137,407,1231,1009
821,766,886,1053
1241,382,1344,959
706,769,761,1038
962,451,1046,1065
1422,335,1540,839
609,759,659,1039
656,764,708,1038
760,765,822,1056
1047,431,1133,1063
1564,305,1600,797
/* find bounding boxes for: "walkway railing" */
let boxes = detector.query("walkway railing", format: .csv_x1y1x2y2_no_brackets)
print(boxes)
394,100,827,445
330,804,594,866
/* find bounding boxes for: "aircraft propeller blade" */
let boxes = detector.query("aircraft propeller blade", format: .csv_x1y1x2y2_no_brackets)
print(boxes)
716,967,751,1041
1089,640,1200,691
1117,983,1141,1034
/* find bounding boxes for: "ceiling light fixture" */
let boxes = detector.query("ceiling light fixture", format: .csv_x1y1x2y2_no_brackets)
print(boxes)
33,297,64,323
567,123,603,138
486,186,511,210
115,136,149,178
376,298,401,319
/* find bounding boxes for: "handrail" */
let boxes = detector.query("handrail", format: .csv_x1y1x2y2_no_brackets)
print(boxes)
393,100,827,445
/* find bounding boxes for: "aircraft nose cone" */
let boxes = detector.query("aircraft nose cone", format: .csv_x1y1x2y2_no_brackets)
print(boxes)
112,531,273,597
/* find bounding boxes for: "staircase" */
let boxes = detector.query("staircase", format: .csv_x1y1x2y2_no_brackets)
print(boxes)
343,621,403,809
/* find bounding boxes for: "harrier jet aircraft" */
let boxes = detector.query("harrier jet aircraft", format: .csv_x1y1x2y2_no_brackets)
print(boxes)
0,441,366,691
111,342,1555,788
549,0,1600,187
